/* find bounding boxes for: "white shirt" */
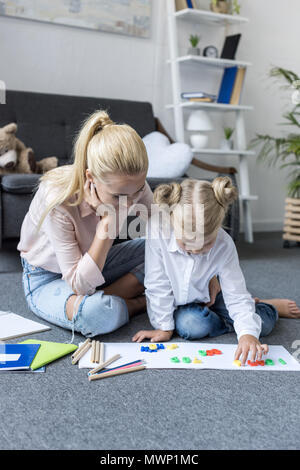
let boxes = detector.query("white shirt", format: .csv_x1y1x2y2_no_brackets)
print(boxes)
144,219,261,340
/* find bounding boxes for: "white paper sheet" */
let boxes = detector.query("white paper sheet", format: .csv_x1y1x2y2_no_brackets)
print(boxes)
0,311,51,340
78,342,300,371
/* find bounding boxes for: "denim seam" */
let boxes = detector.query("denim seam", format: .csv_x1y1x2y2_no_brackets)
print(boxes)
112,295,129,324
23,272,32,298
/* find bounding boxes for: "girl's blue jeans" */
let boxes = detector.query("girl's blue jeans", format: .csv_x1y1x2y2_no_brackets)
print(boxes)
174,291,278,340
21,238,145,338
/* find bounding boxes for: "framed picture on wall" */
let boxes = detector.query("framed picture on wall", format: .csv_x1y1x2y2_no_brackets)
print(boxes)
0,0,152,38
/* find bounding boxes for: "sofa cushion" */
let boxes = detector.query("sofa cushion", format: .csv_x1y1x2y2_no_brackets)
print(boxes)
143,131,193,178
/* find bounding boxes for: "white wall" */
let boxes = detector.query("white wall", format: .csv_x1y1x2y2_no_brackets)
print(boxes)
0,0,299,233
156,0,300,233
0,0,162,101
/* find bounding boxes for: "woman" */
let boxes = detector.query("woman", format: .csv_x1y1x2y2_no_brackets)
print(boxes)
17,110,153,339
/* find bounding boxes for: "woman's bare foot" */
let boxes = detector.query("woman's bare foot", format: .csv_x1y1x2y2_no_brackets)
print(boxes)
102,273,144,299
125,295,146,318
254,297,300,319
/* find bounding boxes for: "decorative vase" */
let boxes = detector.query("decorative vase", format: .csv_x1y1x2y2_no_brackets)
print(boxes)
283,197,300,247
190,134,208,149
210,1,230,14
220,138,234,151
188,47,200,56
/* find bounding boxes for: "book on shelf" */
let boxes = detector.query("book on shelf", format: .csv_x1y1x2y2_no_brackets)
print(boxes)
217,66,238,104
181,91,217,100
230,67,246,105
175,0,197,11
175,0,188,10
186,0,196,7
217,66,246,105
188,97,214,102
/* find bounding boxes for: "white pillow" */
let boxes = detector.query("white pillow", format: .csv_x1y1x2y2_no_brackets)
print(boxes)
142,131,193,178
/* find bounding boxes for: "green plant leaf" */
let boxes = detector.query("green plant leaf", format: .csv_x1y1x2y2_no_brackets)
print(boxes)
251,67,300,195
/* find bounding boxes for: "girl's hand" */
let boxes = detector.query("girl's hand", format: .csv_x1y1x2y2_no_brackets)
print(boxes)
83,179,102,212
132,329,173,343
206,275,221,307
234,334,269,366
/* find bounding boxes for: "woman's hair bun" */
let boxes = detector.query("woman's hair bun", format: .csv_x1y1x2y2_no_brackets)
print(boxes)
93,110,115,134
211,176,238,208
154,182,182,206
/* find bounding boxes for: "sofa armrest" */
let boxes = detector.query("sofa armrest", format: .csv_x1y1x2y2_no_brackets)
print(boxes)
155,117,237,176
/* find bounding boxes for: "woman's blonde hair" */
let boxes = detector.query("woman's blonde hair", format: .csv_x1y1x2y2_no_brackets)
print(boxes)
153,177,237,239
36,110,148,231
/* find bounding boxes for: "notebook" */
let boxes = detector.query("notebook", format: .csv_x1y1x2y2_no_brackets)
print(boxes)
230,67,246,105
217,66,238,104
0,311,51,340
0,343,41,371
21,339,77,370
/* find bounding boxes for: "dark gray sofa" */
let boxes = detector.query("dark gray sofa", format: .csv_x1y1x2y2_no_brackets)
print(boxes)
0,90,239,247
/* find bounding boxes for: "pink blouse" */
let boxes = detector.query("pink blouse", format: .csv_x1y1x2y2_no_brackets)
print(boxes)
17,180,154,296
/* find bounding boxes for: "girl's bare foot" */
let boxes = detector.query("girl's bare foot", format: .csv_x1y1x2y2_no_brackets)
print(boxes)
125,295,146,318
254,297,300,319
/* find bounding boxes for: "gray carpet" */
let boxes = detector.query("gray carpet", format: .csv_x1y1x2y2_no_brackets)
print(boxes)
0,233,300,450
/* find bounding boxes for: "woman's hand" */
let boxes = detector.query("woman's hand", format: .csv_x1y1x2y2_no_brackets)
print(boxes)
206,275,221,307
83,179,102,212
234,334,269,366
132,329,173,343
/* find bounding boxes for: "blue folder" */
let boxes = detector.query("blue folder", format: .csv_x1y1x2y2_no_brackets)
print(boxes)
217,66,238,104
0,343,40,370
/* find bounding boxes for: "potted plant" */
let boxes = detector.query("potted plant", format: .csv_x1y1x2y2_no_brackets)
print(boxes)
220,127,234,150
232,0,241,14
210,0,241,15
252,66,300,247
188,34,201,56
210,0,230,14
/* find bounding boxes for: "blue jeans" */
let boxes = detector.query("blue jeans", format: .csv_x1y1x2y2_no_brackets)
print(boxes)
174,291,278,340
21,238,145,338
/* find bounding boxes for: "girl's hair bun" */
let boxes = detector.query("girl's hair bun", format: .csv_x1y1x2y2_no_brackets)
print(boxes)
211,176,238,209
154,182,182,206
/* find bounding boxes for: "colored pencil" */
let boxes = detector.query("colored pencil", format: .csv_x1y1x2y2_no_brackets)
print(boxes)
71,338,91,360
94,359,144,375
91,340,96,362
72,341,91,365
88,364,146,381
89,354,121,375
99,342,104,364
95,341,100,363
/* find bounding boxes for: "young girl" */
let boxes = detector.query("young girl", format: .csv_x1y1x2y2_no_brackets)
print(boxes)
133,177,278,365
17,110,153,338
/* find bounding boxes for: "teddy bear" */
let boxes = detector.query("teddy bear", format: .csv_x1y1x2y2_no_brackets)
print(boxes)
0,123,58,175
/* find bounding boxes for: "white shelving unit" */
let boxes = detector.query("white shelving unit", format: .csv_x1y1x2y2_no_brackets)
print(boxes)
166,0,257,243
